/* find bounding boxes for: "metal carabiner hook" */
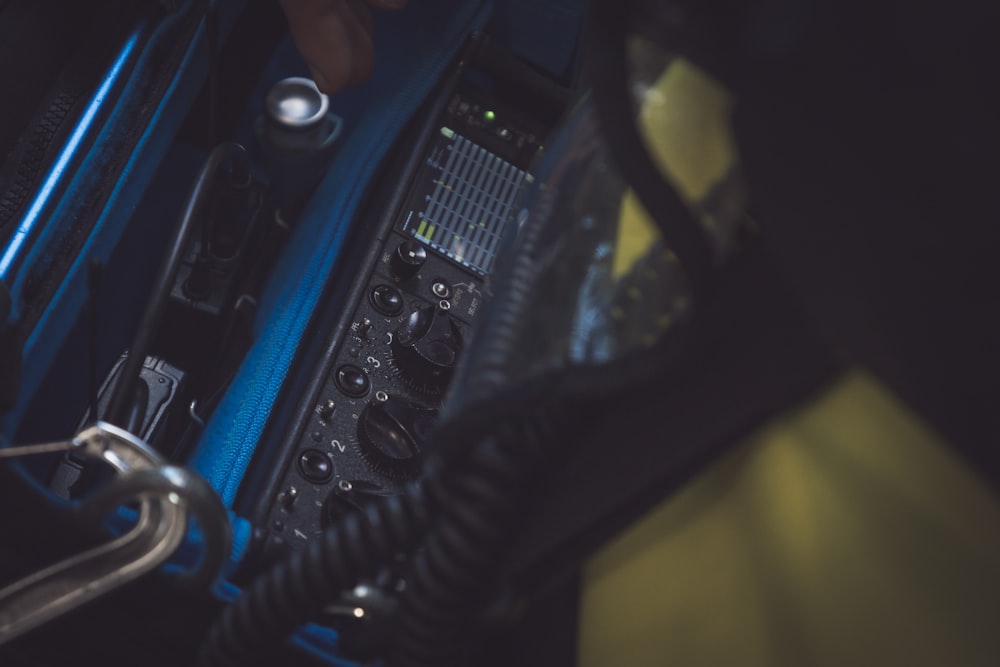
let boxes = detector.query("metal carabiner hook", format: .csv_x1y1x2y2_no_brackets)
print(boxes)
0,422,231,644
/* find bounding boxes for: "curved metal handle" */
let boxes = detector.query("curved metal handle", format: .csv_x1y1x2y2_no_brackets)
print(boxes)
0,423,232,643
79,465,233,592
0,485,185,642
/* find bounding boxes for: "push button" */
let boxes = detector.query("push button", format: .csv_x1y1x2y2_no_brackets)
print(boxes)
335,364,370,397
370,284,404,316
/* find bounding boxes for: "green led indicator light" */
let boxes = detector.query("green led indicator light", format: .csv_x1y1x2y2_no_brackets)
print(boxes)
441,127,455,139
484,110,497,123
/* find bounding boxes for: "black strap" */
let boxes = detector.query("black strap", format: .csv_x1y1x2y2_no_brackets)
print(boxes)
584,0,717,305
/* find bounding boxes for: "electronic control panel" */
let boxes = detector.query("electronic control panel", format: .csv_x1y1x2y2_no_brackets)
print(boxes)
240,50,565,555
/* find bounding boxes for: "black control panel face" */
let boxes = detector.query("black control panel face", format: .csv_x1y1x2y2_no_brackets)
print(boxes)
257,85,545,548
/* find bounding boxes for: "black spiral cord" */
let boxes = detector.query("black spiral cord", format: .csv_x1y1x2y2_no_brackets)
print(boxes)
198,484,429,666
197,395,574,667
389,405,574,666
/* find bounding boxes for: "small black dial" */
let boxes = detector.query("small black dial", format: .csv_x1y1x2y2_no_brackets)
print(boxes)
335,364,370,398
357,393,438,479
390,240,427,280
370,284,404,316
298,449,334,484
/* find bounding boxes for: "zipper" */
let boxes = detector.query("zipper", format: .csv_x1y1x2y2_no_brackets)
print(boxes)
0,93,78,233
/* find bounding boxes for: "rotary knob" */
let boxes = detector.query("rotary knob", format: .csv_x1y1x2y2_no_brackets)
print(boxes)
357,392,438,479
390,240,427,281
391,301,464,394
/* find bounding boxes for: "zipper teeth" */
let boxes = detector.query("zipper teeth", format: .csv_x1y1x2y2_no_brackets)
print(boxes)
0,92,77,228
220,76,440,498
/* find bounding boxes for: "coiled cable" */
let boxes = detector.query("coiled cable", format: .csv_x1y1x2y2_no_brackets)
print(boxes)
197,483,428,667
389,404,573,666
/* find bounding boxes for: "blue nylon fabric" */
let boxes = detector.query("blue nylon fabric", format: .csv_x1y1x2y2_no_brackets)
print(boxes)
0,28,144,306
1,1,246,438
157,514,253,581
291,625,358,667
190,0,494,507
